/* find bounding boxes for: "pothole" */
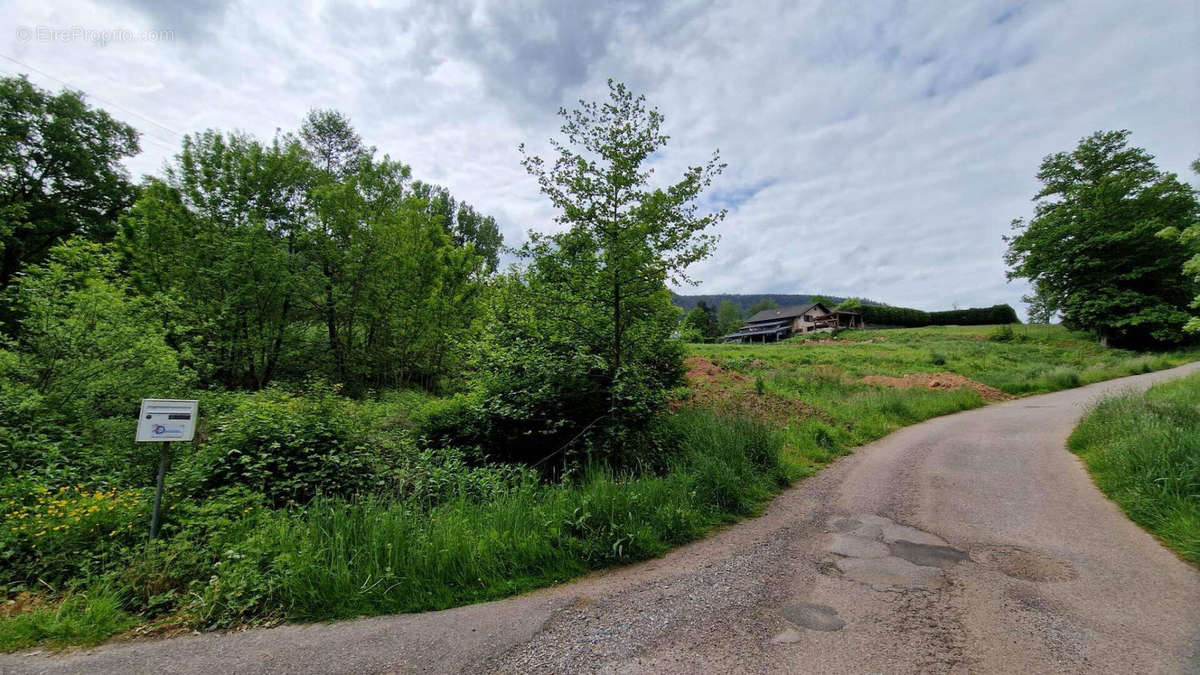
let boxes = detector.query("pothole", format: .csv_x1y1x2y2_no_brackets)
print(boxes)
888,540,969,569
970,546,1078,582
778,603,845,631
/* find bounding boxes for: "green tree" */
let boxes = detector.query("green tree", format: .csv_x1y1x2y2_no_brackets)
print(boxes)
1156,157,1200,333
747,298,778,315
463,80,725,462
119,130,311,388
682,301,718,338
0,75,139,293
1004,131,1199,346
716,299,743,335
1022,281,1057,324
835,297,862,311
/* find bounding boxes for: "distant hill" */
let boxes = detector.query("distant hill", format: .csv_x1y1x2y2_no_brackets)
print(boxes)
672,293,884,316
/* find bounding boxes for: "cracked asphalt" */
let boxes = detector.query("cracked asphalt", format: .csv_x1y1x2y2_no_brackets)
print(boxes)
4,362,1199,674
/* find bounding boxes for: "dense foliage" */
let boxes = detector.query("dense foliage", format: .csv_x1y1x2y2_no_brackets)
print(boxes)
0,76,139,293
854,303,1018,327
116,112,495,392
1005,130,1199,346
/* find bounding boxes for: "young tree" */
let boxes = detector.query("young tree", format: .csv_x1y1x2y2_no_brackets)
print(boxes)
716,299,744,335
465,80,725,462
1004,131,1199,346
0,75,139,292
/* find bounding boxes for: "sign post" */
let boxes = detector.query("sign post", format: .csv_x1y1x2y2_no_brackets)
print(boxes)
135,399,198,542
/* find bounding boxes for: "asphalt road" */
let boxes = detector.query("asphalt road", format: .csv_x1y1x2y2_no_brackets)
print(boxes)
5,363,1200,674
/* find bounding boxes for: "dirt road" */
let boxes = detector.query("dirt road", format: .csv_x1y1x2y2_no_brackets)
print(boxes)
5,363,1199,674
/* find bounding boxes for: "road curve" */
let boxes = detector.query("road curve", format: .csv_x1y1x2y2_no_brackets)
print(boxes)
5,363,1200,674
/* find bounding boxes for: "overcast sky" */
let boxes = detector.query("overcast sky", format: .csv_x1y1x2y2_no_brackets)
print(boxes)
3,1,1197,313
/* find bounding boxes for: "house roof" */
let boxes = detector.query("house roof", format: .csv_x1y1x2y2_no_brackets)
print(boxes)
745,302,828,324
722,321,792,339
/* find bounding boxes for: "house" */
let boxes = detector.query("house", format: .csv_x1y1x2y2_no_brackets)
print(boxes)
722,302,861,343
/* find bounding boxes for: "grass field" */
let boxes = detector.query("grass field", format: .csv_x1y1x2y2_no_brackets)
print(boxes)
687,324,1198,474
1068,372,1200,566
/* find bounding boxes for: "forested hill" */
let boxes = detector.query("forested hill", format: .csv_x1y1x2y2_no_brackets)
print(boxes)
672,294,883,315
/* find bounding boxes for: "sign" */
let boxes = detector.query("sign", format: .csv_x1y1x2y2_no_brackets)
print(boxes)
136,399,198,442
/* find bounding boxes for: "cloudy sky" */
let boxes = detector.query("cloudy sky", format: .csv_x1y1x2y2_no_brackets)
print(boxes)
3,1,1197,313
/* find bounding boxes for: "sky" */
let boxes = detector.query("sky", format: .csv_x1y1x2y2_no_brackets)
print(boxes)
3,0,1198,314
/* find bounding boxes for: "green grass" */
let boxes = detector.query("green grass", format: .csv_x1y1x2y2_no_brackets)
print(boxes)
0,585,136,652
692,324,1197,396
1068,372,1200,565
240,409,793,622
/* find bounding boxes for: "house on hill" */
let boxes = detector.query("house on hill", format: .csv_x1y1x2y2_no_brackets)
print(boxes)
722,302,861,343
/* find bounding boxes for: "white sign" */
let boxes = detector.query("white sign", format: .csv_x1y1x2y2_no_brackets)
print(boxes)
136,399,198,442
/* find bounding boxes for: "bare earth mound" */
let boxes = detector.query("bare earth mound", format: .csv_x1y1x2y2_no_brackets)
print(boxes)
860,372,1013,402
682,356,830,422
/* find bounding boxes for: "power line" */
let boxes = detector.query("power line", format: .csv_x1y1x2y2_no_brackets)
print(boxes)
0,51,188,147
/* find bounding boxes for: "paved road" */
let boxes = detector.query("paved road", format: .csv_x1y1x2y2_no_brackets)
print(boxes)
5,363,1200,674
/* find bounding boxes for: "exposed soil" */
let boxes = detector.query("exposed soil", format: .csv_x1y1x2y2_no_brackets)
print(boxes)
860,372,1014,402
681,357,831,423
1,592,43,619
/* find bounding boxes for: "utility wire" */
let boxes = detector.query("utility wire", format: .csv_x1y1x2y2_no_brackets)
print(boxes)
0,51,188,151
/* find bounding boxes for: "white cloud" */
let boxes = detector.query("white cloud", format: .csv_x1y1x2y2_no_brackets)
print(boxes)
2,0,1196,316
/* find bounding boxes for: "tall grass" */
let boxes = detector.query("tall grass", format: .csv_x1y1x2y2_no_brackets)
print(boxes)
257,409,789,621
0,585,135,651
1068,373,1200,565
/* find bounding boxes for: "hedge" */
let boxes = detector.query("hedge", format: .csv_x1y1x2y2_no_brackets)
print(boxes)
858,304,1018,328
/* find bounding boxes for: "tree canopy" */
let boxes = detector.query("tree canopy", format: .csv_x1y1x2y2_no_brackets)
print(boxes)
0,75,139,293
1004,130,1199,346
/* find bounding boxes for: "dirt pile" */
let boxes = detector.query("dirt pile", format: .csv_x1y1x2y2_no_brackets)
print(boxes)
682,357,830,422
860,372,1013,402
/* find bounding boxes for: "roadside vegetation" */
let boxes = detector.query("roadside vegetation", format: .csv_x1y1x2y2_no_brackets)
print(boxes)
1,75,1198,653
1069,372,1200,566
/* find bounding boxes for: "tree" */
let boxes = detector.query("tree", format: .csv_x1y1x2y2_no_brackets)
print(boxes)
682,301,718,338
119,130,311,388
463,80,725,463
747,298,778,315
1004,131,1199,346
716,299,743,335
0,75,139,293
1156,157,1200,333
1022,281,1057,324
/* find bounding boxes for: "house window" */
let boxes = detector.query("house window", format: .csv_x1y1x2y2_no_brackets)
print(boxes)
802,314,811,322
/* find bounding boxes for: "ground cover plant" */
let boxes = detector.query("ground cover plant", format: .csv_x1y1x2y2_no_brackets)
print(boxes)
1068,372,1200,565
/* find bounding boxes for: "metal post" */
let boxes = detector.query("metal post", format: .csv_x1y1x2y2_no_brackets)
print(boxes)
149,442,170,542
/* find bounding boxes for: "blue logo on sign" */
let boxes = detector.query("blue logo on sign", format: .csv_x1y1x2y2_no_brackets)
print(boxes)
153,424,166,434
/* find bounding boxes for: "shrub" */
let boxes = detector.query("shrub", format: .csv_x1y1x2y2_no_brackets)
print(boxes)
188,386,382,507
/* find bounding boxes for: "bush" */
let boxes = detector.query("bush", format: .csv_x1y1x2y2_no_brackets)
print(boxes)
188,385,382,507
